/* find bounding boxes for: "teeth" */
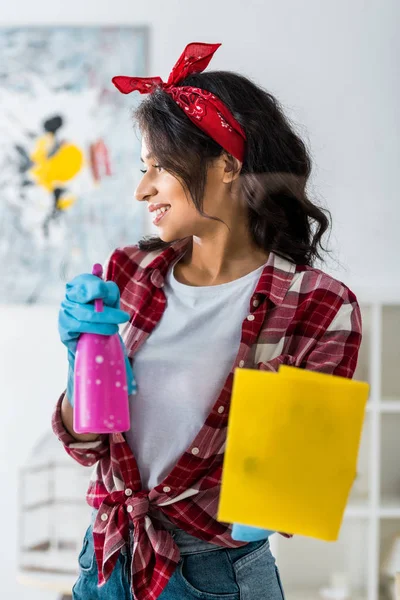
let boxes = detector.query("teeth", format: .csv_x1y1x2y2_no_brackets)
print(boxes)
155,206,170,216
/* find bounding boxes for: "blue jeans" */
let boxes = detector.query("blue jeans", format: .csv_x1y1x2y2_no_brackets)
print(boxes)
72,524,285,600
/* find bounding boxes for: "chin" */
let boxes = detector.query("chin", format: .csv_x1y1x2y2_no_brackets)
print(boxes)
158,226,191,243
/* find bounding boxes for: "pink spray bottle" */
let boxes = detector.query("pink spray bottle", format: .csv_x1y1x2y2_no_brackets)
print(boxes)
73,263,131,434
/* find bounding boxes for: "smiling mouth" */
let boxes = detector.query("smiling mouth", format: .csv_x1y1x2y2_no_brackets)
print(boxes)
152,205,171,226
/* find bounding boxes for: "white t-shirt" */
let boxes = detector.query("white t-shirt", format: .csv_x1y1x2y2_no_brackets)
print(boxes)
125,261,265,490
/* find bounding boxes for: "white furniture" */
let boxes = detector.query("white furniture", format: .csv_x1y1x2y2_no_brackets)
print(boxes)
17,573,74,599
271,299,400,600
17,432,91,597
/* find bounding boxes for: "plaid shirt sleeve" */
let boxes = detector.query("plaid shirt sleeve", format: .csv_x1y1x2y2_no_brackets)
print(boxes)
300,291,362,377
259,270,362,379
51,392,110,466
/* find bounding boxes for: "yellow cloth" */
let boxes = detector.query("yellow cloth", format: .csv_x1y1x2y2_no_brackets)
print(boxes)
218,366,369,541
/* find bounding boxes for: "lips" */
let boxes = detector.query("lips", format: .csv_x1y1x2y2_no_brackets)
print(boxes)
151,204,171,226
148,203,171,214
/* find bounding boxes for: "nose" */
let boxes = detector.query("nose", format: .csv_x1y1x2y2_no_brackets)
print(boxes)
135,174,157,202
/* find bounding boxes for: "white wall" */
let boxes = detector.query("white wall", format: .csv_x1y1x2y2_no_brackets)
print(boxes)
3,0,399,288
0,306,67,600
1,1,399,598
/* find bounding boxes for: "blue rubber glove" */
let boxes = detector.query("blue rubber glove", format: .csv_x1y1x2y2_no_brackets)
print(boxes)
58,273,136,404
231,524,275,542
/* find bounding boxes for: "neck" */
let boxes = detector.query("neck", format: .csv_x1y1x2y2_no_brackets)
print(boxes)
176,219,269,287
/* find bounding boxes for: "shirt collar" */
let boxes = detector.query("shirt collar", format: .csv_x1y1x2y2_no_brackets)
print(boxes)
253,251,297,305
136,239,188,286
139,239,296,305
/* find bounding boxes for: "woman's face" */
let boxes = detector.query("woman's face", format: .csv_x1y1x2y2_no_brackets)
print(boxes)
135,138,239,242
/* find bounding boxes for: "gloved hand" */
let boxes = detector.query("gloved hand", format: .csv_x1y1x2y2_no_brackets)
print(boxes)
58,273,136,404
231,524,275,542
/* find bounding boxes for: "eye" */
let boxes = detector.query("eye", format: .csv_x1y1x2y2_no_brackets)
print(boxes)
140,169,147,174
153,164,164,173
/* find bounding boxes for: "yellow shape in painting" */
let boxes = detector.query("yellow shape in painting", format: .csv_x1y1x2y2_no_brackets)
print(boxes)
56,195,77,211
29,133,84,192
218,366,369,541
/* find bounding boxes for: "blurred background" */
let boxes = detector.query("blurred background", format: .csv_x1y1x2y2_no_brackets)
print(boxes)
0,1,399,599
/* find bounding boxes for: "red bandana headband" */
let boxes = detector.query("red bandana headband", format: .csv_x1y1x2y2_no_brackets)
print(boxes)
112,42,246,162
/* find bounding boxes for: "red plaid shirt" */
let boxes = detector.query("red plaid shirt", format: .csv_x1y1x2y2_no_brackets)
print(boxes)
52,240,362,600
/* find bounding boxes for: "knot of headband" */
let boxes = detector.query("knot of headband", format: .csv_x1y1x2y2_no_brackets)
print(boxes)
112,42,246,162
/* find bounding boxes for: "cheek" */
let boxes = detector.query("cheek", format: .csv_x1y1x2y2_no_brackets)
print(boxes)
162,175,207,227
172,200,200,226
165,179,194,212
168,193,203,232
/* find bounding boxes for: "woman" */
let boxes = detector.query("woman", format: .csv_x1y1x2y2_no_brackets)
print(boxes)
54,43,362,600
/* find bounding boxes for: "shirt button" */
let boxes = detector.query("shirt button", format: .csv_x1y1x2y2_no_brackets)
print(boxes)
191,447,200,455
218,406,225,414
163,486,171,493
239,360,245,368
253,298,260,307
101,513,108,521
127,505,133,513
125,488,133,496
247,314,255,321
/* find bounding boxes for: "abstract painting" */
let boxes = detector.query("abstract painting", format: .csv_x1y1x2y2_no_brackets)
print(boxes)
0,27,148,304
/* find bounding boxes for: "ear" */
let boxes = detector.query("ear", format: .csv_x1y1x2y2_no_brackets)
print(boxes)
222,154,242,184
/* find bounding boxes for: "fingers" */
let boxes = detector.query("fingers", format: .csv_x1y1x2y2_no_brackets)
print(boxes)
60,274,130,348
61,315,119,337
73,320,120,336
61,299,130,326
66,275,121,308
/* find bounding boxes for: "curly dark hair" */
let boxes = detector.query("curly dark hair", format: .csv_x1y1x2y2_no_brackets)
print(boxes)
134,70,331,266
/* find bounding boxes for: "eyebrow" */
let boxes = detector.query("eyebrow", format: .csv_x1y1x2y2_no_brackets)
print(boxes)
140,153,154,163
